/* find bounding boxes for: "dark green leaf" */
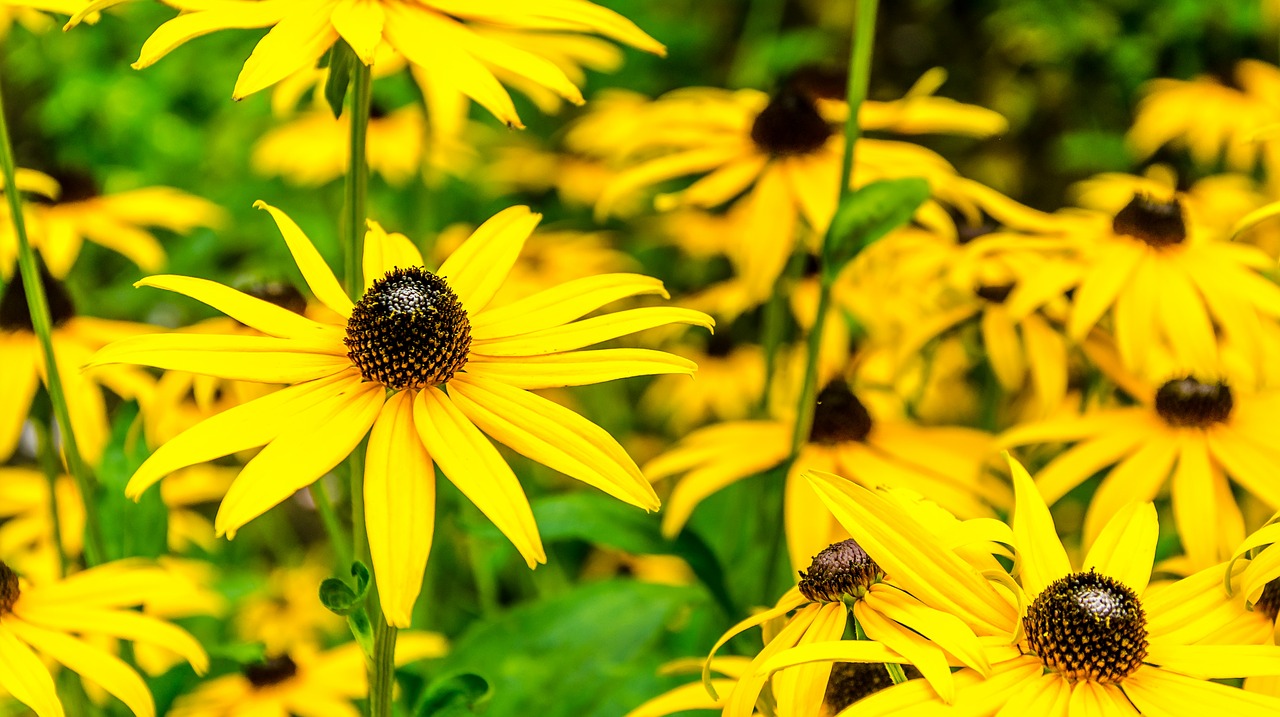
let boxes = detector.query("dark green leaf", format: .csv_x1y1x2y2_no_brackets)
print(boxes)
324,41,357,118
823,177,930,282
414,673,492,717
319,578,359,616
205,642,267,665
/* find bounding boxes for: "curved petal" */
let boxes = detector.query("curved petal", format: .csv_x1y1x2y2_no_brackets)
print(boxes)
0,627,62,717
362,220,424,291
469,273,668,340
1082,502,1157,596
469,307,713,356
1008,453,1072,598
413,387,545,567
855,601,955,703
254,201,353,317
435,207,541,315
364,391,435,628
463,349,694,389
1124,666,1280,715
136,275,332,338
15,605,208,674
329,0,383,64
10,620,153,717
448,375,657,510
88,333,351,384
232,2,340,99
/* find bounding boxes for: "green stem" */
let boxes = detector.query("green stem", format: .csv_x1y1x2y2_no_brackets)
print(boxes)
758,250,804,414
852,615,907,685
343,60,372,302
369,613,398,717
310,480,353,571
34,418,68,577
0,76,105,567
789,0,878,454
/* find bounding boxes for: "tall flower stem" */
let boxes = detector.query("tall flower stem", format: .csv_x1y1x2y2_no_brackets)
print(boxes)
0,77,106,567
368,603,398,717
34,417,69,577
790,0,878,453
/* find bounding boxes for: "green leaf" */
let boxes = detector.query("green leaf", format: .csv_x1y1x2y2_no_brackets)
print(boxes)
324,41,357,118
319,578,359,616
413,673,492,717
96,401,167,561
823,177,930,282
205,642,267,665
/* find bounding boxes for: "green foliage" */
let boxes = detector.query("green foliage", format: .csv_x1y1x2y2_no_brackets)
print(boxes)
823,177,931,283
96,401,167,561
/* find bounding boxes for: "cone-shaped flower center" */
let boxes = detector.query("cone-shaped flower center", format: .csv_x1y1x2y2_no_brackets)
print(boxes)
1154,377,1233,428
809,381,873,445
0,562,19,616
344,267,472,390
1112,194,1186,249
0,259,76,332
750,88,833,157
243,654,298,688
975,282,1015,304
822,662,920,714
1256,579,1280,623
799,539,884,603
1024,570,1148,683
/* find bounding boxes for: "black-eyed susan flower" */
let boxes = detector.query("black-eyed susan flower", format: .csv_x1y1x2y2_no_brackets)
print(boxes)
89,202,711,627
0,0,90,35
1002,368,1280,570
645,379,1003,573
2,170,224,278
589,74,1010,302
122,0,663,125
169,633,446,717
807,456,1280,715
707,475,1019,714
0,260,155,465
0,559,209,717
234,554,346,655
1008,191,1280,377
640,340,764,434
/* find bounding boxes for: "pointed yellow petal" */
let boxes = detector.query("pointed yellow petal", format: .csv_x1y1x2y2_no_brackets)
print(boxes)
89,333,351,383
464,349,694,389
329,0,383,65
413,387,545,567
136,275,331,338
254,201,353,317
773,603,847,717
448,375,657,510
362,220,424,292
14,605,208,674
233,4,339,100
436,207,541,314
132,0,286,69
1082,502,1157,595
9,621,153,717
0,627,63,717
1007,453,1072,598
702,588,807,698
470,307,713,356
1068,242,1144,340
469,273,668,340
364,391,435,628
1125,666,1280,715
866,586,990,675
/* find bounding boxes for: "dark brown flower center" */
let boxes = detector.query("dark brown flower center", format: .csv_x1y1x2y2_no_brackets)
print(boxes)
975,282,1014,304
243,654,298,688
0,257,75,332
785,65,849,101
344,267,471,390
1023,570,1148,683
1154,377,1233,428
246,282,307,316
0,562,19,616
822,662,920,714
798,539,884,603
1112,194,1186,249
31,168,98,205
809,381,873,445
1256,579,1280,623
750,88,833,157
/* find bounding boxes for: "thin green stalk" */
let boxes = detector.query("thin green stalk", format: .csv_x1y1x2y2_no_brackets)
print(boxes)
34,418,68,577
758,250,805,414
0,77,105,567
310,480,353,571
369,607,398,717
790,0,878,453
852,616,906,685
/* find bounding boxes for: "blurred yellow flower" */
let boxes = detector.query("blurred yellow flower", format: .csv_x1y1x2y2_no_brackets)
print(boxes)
252,104,427,186
234,554,346,654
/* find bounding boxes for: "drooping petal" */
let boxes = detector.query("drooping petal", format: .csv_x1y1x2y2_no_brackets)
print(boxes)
363,391,435,628
448,375,657,510
865,585,990,676
14,605,208,674
855,601,955,703
772,603,847,717
435,206,541,315
414,387,545,567
215,377,384,537
1124,666,1280,715
9,621,154,717
1067,241,1145,340
0,335,39,461
329,0,383,64
469,273,668,340
133,0,289,69
0,627,62,717
254,201,353,317
233,1,340,100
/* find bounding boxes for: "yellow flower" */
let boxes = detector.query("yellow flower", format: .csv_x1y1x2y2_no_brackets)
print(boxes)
2,170,224,278
251,104,428,186
124,0,663,124
169,633,446,717
645,380,1003,573
89,202,711,627
0,261,155,465
1008,191,1280,378
0,559,209,717
708,475,1018,714
767,457,1280,715
640,342,764,434
0,0,91,36
587,74,1012,301
1002,369,1280,570
234,554,346,655
1128,60,1280,175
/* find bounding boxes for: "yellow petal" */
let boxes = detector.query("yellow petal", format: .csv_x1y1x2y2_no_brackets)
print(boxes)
1068,242,1144,341
855,601,956,703
362,220,424,292
773,603,847,717
233,3,340,100
469,273,668,340
0,627,63,717
413,387,545,567
435,207,541,315
215,377,383,537
135,275,333,338
88,333,351,384
133,0,288,69
1082,502,1157,595
866,585,990,675
329,0,383,65
701,588,807,698
1007,453,1072,598
463,349,694,389
1125,666,1280,715
448,375,657,510
364,391,435,628
470,307,713,357
14,605,208,674
9,621,153,717
254,201,353,317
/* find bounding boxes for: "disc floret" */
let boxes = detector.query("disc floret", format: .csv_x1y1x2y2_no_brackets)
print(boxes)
1154,377,1233,428
798,539,884,603
1023,570,1148,683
